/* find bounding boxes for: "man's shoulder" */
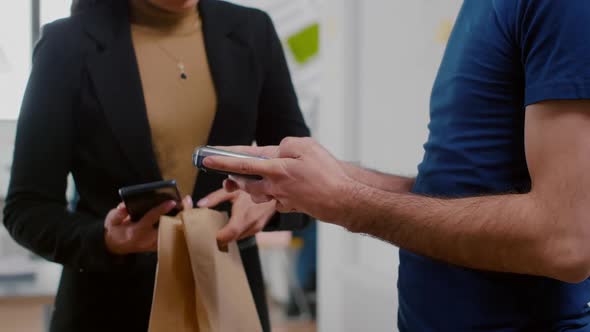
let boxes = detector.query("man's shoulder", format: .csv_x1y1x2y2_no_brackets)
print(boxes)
492,0,590,31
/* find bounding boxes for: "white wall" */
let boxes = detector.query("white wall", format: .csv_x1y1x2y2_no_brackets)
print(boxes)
0,120,16,199
0,120,26,259
318,1,462,331
316,0,365,331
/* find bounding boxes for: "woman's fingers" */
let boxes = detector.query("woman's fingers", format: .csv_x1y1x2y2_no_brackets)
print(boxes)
251,194,274,204
226,176,274,203
216,225,238,245
182,195,194,211
108,203,128,226
136,200,177,230
216,208,255,245
197,188,236,208
121,215,132,226
239,219,267,240
148,237,159,252
223,178,240,192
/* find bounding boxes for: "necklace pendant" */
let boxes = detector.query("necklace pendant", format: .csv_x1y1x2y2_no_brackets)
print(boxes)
178,62,187,80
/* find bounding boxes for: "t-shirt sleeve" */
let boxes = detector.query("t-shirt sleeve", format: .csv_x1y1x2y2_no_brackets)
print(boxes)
518,0,590,106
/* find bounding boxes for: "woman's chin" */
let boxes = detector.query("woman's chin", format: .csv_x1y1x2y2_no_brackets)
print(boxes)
149,0,199,13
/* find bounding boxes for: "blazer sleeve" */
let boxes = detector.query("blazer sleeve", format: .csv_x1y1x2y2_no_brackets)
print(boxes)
255,13,313,232
3,23,127,272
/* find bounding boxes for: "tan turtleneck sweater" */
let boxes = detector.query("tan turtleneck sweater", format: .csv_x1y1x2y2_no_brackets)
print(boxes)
129,0,217,197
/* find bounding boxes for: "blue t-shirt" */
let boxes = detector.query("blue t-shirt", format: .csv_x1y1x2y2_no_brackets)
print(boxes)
404,0,590,330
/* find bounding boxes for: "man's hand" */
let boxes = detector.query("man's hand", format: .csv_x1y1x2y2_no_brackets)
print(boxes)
197,189,277,247
211,102,590,283
104,195,193,255
204,138,354,221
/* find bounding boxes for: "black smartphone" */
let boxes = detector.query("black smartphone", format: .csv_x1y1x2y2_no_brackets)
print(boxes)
118,180,182,222
193,146,266,180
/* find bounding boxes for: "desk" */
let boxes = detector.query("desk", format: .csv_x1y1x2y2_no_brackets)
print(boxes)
0,201,61,332
0,261,60,332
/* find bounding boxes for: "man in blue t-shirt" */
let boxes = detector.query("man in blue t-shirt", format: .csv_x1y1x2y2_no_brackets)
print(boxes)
201,0,590,330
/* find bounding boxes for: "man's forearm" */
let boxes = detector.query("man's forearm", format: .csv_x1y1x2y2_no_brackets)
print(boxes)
337,182,587,283
341,161,415,193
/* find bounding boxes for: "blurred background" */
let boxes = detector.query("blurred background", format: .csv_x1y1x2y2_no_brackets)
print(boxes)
0,1,462,331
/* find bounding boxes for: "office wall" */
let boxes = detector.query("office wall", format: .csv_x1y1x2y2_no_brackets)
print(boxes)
318,1,461,331
0,120,16,199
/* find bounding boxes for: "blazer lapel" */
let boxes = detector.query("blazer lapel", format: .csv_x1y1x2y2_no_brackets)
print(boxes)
85,2,162,183
199,0,258,147
83,0,256,192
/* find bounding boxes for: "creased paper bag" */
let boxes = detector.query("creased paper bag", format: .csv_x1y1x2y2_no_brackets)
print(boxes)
148,209,262,332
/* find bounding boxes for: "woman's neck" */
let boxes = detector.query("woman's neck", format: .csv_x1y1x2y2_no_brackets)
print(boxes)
129,0,200,34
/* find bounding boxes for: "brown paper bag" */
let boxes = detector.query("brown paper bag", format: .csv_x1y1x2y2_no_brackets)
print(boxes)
148,209,262,332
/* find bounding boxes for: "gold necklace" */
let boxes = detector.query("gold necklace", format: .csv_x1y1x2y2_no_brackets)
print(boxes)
154,42,188,80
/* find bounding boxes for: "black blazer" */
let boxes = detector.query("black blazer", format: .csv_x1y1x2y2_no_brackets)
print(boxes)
3,1,310,331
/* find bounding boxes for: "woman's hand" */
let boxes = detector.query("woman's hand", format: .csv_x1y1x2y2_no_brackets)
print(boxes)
104,196,193,255
197,189,277,247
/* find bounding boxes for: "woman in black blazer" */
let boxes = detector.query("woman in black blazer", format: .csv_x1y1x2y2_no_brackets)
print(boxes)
3,1,310,331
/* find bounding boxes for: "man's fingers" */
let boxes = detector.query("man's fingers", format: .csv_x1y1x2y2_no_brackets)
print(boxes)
203,156,279,177
197,188,235,208
212,145,263,155
226,177,275,203
225,176,275,203
213,140,311,159
244,180,274,202
213,145,279,158
278,137,303,158
275,201,296,214
278,137,316,158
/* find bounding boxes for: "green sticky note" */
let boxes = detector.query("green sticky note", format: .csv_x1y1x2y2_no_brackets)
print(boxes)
287,23,319,65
